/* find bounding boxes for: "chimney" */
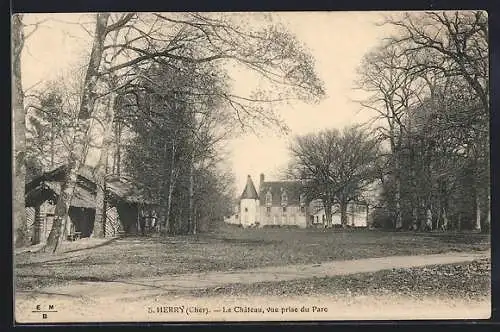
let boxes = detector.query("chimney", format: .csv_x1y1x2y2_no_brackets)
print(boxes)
260,173,265,188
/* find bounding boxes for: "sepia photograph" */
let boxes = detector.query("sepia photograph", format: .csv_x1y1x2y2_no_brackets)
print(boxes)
12,11,491,323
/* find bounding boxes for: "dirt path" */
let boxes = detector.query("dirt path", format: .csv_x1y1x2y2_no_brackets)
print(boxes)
18,250,489,301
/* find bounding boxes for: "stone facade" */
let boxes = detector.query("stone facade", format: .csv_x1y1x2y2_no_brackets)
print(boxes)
236,174,308,228
232,173,368,229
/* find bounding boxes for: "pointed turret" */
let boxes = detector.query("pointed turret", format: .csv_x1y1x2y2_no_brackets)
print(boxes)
240,175,259,199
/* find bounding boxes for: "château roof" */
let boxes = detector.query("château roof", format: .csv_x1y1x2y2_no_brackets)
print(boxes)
258,180,305,206
240,175,259,199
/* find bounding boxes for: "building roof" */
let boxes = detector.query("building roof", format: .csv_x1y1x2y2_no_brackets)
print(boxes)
25,181,96,208
25,166,157,208
258,180,305,206
106,176,158,205
240,175,259,199
25,164,97,194
45,181,96,208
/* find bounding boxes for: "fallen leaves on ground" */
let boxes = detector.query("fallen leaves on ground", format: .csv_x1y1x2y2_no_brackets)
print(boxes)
187,259,490,300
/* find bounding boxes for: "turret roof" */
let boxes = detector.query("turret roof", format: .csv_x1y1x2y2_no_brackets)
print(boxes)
240,175,259,199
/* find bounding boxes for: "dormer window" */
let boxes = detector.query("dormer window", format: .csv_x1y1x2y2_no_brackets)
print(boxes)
281,190,288,206
265,190,272,206
299,193,306,206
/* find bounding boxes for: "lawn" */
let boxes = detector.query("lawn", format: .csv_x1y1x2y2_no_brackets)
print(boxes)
15,225,490,291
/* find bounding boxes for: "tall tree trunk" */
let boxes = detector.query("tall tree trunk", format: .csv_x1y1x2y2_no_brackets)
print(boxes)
418,200,427,231
188,155,195,234
483,194,490,233
12,14,30,248
164,139,178,235
324,197,332,228
44,13,110,253
50,123,55,168
394,179,402,230
441,207,448,231
115,121,122,176
340,200,348,228
159,143,168,234
393,154,403,230
365,203,370,228
425,207,432,231
93,94,116,238
390,129,403,231
112,121,118,174
475,193,481,231
411,206,418,231
193,204,197,235
350,203,355,226
439,180,449,231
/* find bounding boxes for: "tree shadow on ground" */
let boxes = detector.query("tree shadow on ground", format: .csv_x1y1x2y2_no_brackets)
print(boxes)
16,237,123,268
64,237,122,254
213,237,280,245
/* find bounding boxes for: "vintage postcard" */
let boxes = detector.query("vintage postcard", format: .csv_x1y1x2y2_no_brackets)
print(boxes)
13,11,490,323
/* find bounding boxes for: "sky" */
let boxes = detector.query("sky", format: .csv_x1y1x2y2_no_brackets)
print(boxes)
20,12,394,194
226,12,392,191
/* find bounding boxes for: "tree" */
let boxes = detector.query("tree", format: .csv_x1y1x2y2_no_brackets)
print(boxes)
44,13,111,252
385,11,488,112
41,12,324,250
25,80,81,171
12,14,30,247
356,11,489,232
289,126,381,227
356,42,424,229
122,59,234,235
384,11,489,232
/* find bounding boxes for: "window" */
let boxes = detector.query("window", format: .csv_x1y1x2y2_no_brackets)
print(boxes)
282,206,287,214
281,190,288,205
244,207,248,212
300,206,305,213
265,190,272,206
266,207,271,214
